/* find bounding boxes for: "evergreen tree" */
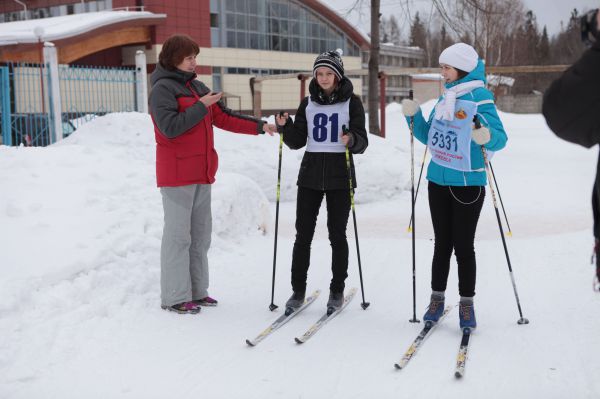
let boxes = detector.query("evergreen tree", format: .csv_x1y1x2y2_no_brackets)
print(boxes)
409,12,427,49
389,15,401,45
380,16,390,43
538,26,550,64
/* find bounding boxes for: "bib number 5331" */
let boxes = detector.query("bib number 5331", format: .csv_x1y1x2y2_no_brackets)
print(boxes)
431,131,458,152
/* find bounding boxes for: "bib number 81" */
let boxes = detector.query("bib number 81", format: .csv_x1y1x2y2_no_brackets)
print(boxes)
313,113,339,142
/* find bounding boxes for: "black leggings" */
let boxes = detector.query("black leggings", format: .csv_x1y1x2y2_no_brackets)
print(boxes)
428,181,485,297
291,186,351,294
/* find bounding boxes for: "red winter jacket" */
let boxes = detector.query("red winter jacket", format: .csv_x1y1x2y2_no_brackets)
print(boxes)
149,65,264,187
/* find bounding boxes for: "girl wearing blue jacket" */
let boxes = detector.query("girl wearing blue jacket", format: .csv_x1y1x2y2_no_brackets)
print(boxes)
402,43,507,330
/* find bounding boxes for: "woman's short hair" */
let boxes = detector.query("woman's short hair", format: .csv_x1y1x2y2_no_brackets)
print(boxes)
455,68,469,80
158,34,200,70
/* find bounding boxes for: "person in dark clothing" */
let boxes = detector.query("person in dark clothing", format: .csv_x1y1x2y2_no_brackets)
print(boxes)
149,34,276,314
275,49,368,314
542,8,600,289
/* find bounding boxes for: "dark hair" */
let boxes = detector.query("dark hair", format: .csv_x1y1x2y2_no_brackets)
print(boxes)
455,68,469,80
159,34,199,70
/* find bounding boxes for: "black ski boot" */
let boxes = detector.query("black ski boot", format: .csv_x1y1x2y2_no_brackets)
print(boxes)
285,291,305,316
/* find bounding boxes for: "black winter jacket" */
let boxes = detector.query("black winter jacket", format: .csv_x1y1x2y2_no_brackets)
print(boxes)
543,41,600,203
543,41,600,148
281,77,368,190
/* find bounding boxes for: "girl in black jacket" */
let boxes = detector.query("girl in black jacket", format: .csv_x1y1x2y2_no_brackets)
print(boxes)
275,49,368,314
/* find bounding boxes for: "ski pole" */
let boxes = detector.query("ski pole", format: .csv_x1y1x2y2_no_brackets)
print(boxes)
408,90,419,323
342,125,370,310
475,115,529,325
407,147,427,233
489,162,513,237
269,112,285,312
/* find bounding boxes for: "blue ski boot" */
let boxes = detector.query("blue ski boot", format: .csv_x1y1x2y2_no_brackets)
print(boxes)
459,299,477,330
423,292,445,325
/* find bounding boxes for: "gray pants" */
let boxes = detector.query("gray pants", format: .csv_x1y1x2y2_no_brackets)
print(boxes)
160,184,212,307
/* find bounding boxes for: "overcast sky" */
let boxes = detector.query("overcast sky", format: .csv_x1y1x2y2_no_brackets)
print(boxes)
325,0,599,37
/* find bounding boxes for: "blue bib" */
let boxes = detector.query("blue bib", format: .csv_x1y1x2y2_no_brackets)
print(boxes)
427,99,477,172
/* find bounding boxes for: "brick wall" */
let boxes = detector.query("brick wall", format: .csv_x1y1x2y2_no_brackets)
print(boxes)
142,0,211,47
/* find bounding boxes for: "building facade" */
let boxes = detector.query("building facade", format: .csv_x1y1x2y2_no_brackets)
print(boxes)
0,0,424,113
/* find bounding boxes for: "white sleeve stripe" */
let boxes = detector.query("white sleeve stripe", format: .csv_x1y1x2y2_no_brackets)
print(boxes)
476,99,495,106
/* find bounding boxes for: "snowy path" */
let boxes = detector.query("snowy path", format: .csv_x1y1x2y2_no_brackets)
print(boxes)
1,109,599,398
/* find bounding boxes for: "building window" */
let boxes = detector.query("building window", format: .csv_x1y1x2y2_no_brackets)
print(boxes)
212,0,360,56
210,13,219,28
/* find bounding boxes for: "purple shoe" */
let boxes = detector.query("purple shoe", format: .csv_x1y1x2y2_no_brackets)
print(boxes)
194,296,218,307
161,301,201,314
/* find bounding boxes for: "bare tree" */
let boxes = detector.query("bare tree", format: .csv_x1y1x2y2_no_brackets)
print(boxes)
432,0,525,65
368,0,381,135
337,0,380,134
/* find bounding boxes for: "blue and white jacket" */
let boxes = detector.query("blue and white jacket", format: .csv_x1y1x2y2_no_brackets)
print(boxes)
406,60,507,186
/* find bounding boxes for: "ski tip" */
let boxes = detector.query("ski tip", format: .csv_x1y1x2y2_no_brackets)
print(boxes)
455,371,463,379
245,339,255,347
294,337,304,344
394,363,403,370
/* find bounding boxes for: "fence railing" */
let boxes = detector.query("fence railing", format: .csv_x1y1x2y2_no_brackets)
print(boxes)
0,44,148,147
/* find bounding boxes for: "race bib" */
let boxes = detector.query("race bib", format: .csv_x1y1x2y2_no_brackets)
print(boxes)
305,98,350,153
427,99,477,171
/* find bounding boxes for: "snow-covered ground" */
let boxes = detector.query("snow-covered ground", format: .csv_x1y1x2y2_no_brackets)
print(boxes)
1,103,599,398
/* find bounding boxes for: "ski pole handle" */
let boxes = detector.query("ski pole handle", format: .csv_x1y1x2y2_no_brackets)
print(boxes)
276,111,286,133
409,89,413,100
473,115,482,129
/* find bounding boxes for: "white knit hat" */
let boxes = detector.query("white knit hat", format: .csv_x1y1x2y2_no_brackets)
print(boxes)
439,43,479,73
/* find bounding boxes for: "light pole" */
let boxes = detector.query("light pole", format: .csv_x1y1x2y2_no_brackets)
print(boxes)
33,26,46,146
33,26,46,115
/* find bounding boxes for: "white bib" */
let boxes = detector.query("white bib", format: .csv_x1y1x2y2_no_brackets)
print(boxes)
427,99,477,172
305,98,350,153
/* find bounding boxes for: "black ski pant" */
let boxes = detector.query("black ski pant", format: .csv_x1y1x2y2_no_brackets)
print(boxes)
291,186,351,294
592,180,600,278
428,181,485,298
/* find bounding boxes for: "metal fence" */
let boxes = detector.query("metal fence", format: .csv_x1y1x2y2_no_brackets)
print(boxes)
0,63,53,146
0,47,147,147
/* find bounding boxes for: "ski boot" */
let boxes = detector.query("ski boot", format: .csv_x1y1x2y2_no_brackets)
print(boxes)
423,293,445,326
459,299,477,330
326,291,344,316
285,291,305,316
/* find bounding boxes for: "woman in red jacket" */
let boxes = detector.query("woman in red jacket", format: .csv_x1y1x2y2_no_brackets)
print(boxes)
150,34,276,314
